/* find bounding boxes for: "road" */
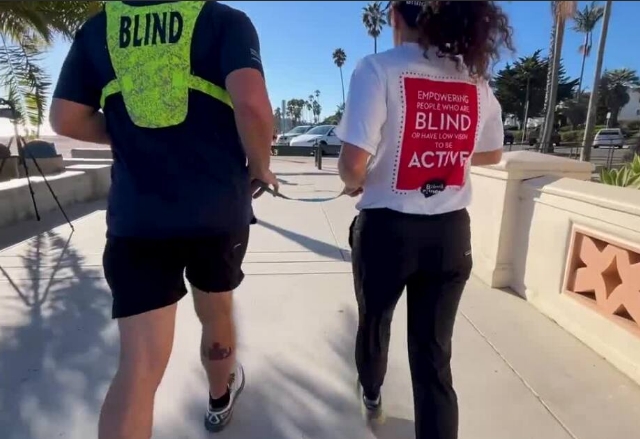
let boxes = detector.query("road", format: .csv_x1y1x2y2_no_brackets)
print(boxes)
1,135,631,168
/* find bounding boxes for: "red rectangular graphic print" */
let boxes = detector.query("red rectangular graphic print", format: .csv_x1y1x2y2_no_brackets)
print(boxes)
396,77,479,192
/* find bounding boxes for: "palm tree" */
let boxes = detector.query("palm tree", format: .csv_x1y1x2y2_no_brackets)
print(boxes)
0,1,102,134
305,99,313,123
600,68,640,127
332,48,347,106
362,1,387,54
540,1,577,153
573,1,604,100
273,107,282,132
581,0,612,162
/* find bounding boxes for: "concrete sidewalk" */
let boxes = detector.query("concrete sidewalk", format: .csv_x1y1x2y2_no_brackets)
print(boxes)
0,157,639,439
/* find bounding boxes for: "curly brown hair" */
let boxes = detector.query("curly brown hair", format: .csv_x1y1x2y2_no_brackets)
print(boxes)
392,1,514,80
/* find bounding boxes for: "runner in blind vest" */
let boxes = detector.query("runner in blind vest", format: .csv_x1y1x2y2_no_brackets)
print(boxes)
337,2,512,438
50,2,277,437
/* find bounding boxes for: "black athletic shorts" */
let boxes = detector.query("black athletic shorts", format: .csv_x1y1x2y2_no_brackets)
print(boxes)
103,227,250,319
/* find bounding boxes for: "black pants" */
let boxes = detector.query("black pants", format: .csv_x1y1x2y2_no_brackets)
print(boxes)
349,208,472,439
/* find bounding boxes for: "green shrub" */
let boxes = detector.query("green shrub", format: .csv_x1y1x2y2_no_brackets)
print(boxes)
560,130,584,143
600,154,640,189
625,121,640,131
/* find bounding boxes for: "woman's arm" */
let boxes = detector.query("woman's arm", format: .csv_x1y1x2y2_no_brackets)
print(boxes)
471,148,502,166
339,143,371,189
335,57,387,191
472,88,504,166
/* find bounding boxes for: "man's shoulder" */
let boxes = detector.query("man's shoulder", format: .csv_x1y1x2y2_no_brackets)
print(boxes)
203,1,251,22
73,9,106,43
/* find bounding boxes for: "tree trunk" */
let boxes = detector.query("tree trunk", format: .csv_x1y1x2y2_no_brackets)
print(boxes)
577,33,589,100
521,76,531,143
540,9,557,152
374,37,377,54
610,107,619,127
340,67,345,106
581,0,612,162
541,14,566,153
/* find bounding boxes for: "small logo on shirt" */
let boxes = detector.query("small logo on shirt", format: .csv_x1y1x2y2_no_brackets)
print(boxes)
250,48,262,65
420,179,446,198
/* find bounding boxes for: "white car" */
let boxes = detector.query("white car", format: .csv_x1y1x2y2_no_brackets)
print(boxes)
593,128,624,149
274,125,313,147
289,125,341,148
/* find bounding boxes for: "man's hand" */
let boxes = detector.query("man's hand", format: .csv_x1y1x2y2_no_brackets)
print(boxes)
250,168,279,199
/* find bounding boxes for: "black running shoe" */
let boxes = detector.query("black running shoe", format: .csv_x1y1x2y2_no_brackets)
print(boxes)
204,364,245,433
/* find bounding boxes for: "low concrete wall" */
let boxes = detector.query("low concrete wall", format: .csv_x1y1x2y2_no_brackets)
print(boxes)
17,155,65,178
470,151,640,385
0,157,19,182
64,157,114,167
0,164,111,228
71,148,112,159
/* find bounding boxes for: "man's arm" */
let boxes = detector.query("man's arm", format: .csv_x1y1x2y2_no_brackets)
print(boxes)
50,101,110,145
335,57,386,190
220,9,273,178
49,25,110,145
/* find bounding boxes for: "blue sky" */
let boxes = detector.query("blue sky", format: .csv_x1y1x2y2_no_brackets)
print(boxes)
2,0,640,136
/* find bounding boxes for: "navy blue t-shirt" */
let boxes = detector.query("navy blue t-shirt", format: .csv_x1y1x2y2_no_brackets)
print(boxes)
53,1,263,238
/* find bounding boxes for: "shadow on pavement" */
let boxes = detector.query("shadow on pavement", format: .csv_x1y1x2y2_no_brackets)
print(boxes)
258,219,346,262
0,200,106,250
0,227,115,439
163,307,415,439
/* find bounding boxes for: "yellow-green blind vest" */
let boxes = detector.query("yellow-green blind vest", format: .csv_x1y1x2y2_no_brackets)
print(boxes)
101,1,233,129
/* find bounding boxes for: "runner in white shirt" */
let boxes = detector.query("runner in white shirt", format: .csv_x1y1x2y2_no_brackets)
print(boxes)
336,2,513,438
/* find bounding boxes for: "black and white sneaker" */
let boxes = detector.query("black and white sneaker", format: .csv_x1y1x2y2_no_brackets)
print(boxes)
204,364,245,433
358,381,386,425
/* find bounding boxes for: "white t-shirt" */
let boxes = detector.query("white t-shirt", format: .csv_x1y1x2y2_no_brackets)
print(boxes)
335,42,503,215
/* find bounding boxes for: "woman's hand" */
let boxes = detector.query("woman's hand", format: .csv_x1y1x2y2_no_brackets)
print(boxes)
341,186,363,197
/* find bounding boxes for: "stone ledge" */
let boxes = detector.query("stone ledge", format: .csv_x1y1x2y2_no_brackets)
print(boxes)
523,175,640,218
0,164,111,228
472,150,594,181
17,155,65,178
71,148,112,159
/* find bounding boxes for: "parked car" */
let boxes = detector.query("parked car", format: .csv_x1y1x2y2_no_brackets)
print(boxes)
504,131,514,146
289,125,341,155
593,128,624,149
273,125,313,147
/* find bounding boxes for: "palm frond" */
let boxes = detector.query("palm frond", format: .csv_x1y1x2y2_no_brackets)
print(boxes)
572,0,604,32
0,34,51,130
0,1,102,43
362,1,387,38
332,48,346,68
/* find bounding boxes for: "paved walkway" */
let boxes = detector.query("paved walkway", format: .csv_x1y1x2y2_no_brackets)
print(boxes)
1,157,639,439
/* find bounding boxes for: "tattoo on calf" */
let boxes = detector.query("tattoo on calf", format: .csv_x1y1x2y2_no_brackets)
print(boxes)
202,342,233,361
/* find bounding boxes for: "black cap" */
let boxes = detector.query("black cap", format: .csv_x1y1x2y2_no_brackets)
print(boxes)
388,1,426,28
